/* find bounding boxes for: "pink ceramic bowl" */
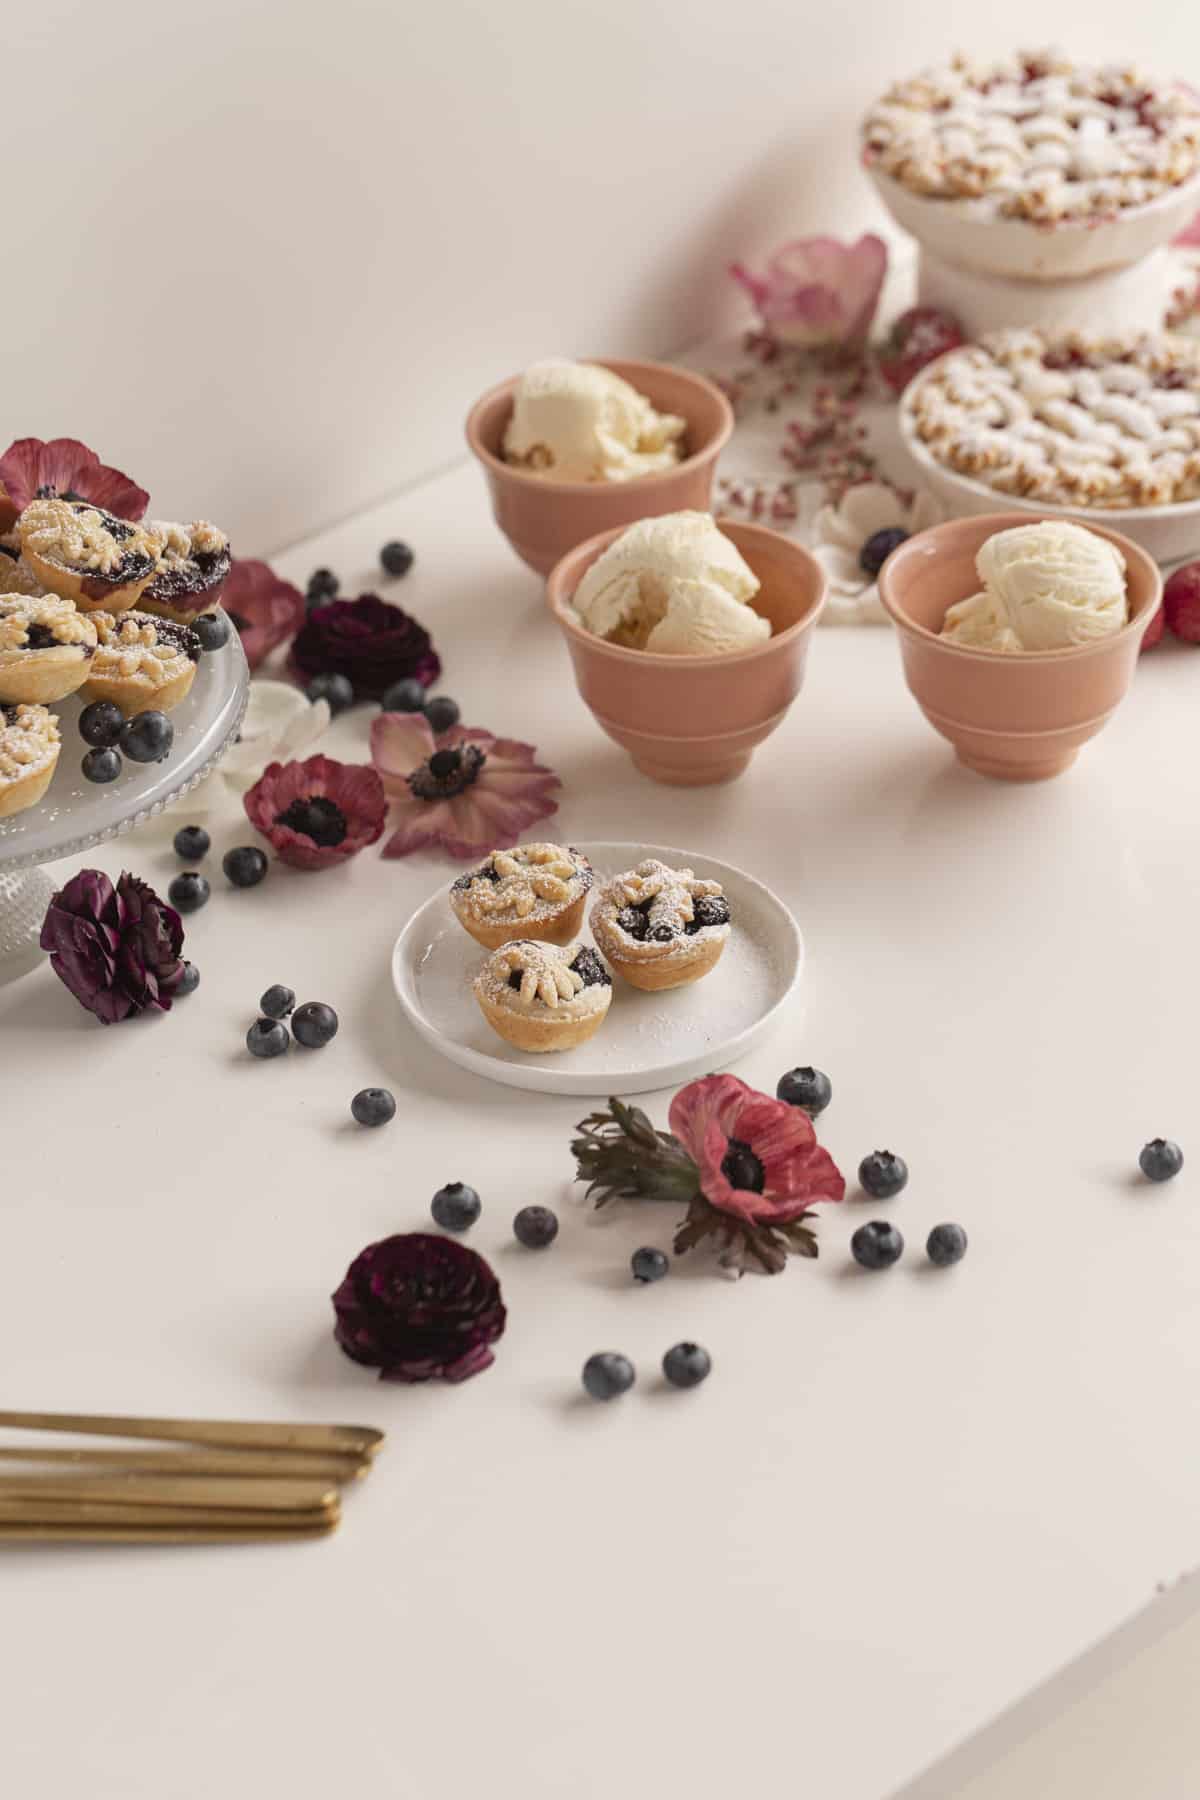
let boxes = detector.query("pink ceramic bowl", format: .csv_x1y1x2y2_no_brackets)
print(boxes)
878,512,1162,782
465,358,734,576
546,518,827,786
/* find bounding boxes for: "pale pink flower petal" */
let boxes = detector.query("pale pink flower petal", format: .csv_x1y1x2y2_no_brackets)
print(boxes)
730,235,888,351
373,721,561,861
370,710,437,786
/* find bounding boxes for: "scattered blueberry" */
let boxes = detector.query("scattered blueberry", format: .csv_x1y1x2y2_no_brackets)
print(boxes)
776,1066,833,1117
120,710,173,764
859,527,909,577
851,1220,905,1270
260,984,295,1019
926,1223,968,1267
351,1087,396,1128
513,1205,558,1248
380,541,414,578
859,1150,908,1199
246,1017,289,1059
223,846,269,889
582,1352,636,1401
423,695,460,734
431,1181,481,1232
1139,1138,1184,1183
81,746,122,783
631,1246,670,1283
306,672,354,715
176,961,200,996
173,825,210,861
168,871,210,914
662,1342,711,1389
79,700,125,748
192,611,231,652
291,1001,339,1048
380,677,426,713
306,568,338,604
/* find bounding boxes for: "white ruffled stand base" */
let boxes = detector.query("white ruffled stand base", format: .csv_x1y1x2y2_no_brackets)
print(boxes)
0,865,54,983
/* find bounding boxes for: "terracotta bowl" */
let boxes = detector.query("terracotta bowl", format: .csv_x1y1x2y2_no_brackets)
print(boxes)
878,512,1162,782
465,358,734,576
545,518,827,786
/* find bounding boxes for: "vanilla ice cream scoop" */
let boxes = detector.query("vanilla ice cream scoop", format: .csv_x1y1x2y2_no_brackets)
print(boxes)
941,520,1128,652
571,512,769,655
503,360,686,484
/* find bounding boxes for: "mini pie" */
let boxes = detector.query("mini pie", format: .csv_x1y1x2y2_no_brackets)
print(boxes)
80,611,200,715
473,939,613,1054
0,593,97,705
907,329,1200,509
18,497,165,613
140,519,231,622
0,702,61,818
450,842,594,949
862,50,1200,226
590,858,731,992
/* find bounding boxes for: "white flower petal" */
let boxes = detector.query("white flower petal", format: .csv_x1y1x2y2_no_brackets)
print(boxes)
822,581,891,627
813,502,862,554
813,544,867,592
837,481,906,538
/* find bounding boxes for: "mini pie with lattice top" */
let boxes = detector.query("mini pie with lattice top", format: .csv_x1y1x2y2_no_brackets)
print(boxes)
0,592,97,706
17,498,165,613
590,857,731,992
450,842,594,949
79,610,201,715
473,938,613,1054
0,702,61,818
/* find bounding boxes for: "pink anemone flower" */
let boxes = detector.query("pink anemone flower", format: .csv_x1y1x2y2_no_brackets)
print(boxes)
371,712,560,859
730,235,888,353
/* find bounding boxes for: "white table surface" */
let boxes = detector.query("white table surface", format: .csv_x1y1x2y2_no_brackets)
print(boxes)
4,456,1200,1800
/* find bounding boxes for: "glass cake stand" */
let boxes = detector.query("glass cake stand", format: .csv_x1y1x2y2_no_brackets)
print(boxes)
0,637,250,982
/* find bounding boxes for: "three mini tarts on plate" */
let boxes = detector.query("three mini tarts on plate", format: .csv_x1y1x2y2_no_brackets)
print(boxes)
449,843,734,1054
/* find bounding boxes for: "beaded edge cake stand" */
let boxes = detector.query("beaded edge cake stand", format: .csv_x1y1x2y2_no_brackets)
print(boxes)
0,638,250,982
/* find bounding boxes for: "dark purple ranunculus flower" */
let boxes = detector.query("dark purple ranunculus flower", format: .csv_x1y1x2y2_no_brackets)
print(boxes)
332,1232,506,1382
40,869,186,1024
289,595,440,701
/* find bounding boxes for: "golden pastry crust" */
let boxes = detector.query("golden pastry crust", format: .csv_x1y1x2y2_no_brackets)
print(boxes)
80,611,199,715
590,858,731,992
473,938,612,1054
450,842,594,949
0,594,97,705
0,702,60,818
18,498,164,613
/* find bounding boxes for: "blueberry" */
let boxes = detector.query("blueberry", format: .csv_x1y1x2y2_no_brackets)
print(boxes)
776,1066,832,1117
173,825,210,861
859,527,909,577
192,611,231,652
431,1181,481,1232
662,1342,711,1389
81,746,122,783
649,923,676,942
380,677,426,713
246,1017,289,1059
690,895,730,931
858,1150,908,1199
176,961,200,996
306,672,354,715
306,568,338,604
260,984,295,1019
926,1223,968,1267
616,906,647,940
79,700,125,748
423,695,460,734
380,541,414,578
582,1352,635,1401
120,710,174,763
851,1220,904,1270
223,845,269,889
291,1001,338,1048
631,1246,669,1283
1139,1138,1184,1183
168,871,210,914
513,1205,558,1248
351,1087,396,1128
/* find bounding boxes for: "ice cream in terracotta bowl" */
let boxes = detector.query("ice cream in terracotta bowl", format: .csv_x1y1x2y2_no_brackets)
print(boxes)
877,511,1161,781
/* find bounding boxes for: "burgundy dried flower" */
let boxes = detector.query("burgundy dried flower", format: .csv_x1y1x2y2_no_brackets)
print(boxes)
371,712,560,859
221,558,307,671
289,594,440,700
40,869,185,1024
244,753,386,869
0,437,149,526
332,1232,506,1382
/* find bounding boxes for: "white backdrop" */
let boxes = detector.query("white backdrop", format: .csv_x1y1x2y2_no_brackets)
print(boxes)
6,0,1200,551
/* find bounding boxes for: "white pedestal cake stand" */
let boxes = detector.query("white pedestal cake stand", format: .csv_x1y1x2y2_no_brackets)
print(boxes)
0,637,250,982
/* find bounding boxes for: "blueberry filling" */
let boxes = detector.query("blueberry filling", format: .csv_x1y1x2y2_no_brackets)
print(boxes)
721,1138,765,1193
274,795,348,847
569,947,611,989
452,857,499,892
141,615,201,662
146,544,231,601
24,623,62,651
408,744,486,802
687,895,731,933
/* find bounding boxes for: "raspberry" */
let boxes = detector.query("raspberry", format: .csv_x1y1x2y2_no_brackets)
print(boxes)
877,307,966,395
1164,563,1200,643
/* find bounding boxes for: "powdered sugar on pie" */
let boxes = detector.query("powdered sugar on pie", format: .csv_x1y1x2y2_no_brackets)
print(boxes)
473,939,611,1017
451,843,592,925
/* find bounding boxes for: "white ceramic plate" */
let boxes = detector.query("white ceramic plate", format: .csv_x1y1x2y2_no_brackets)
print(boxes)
390,841,803,1096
